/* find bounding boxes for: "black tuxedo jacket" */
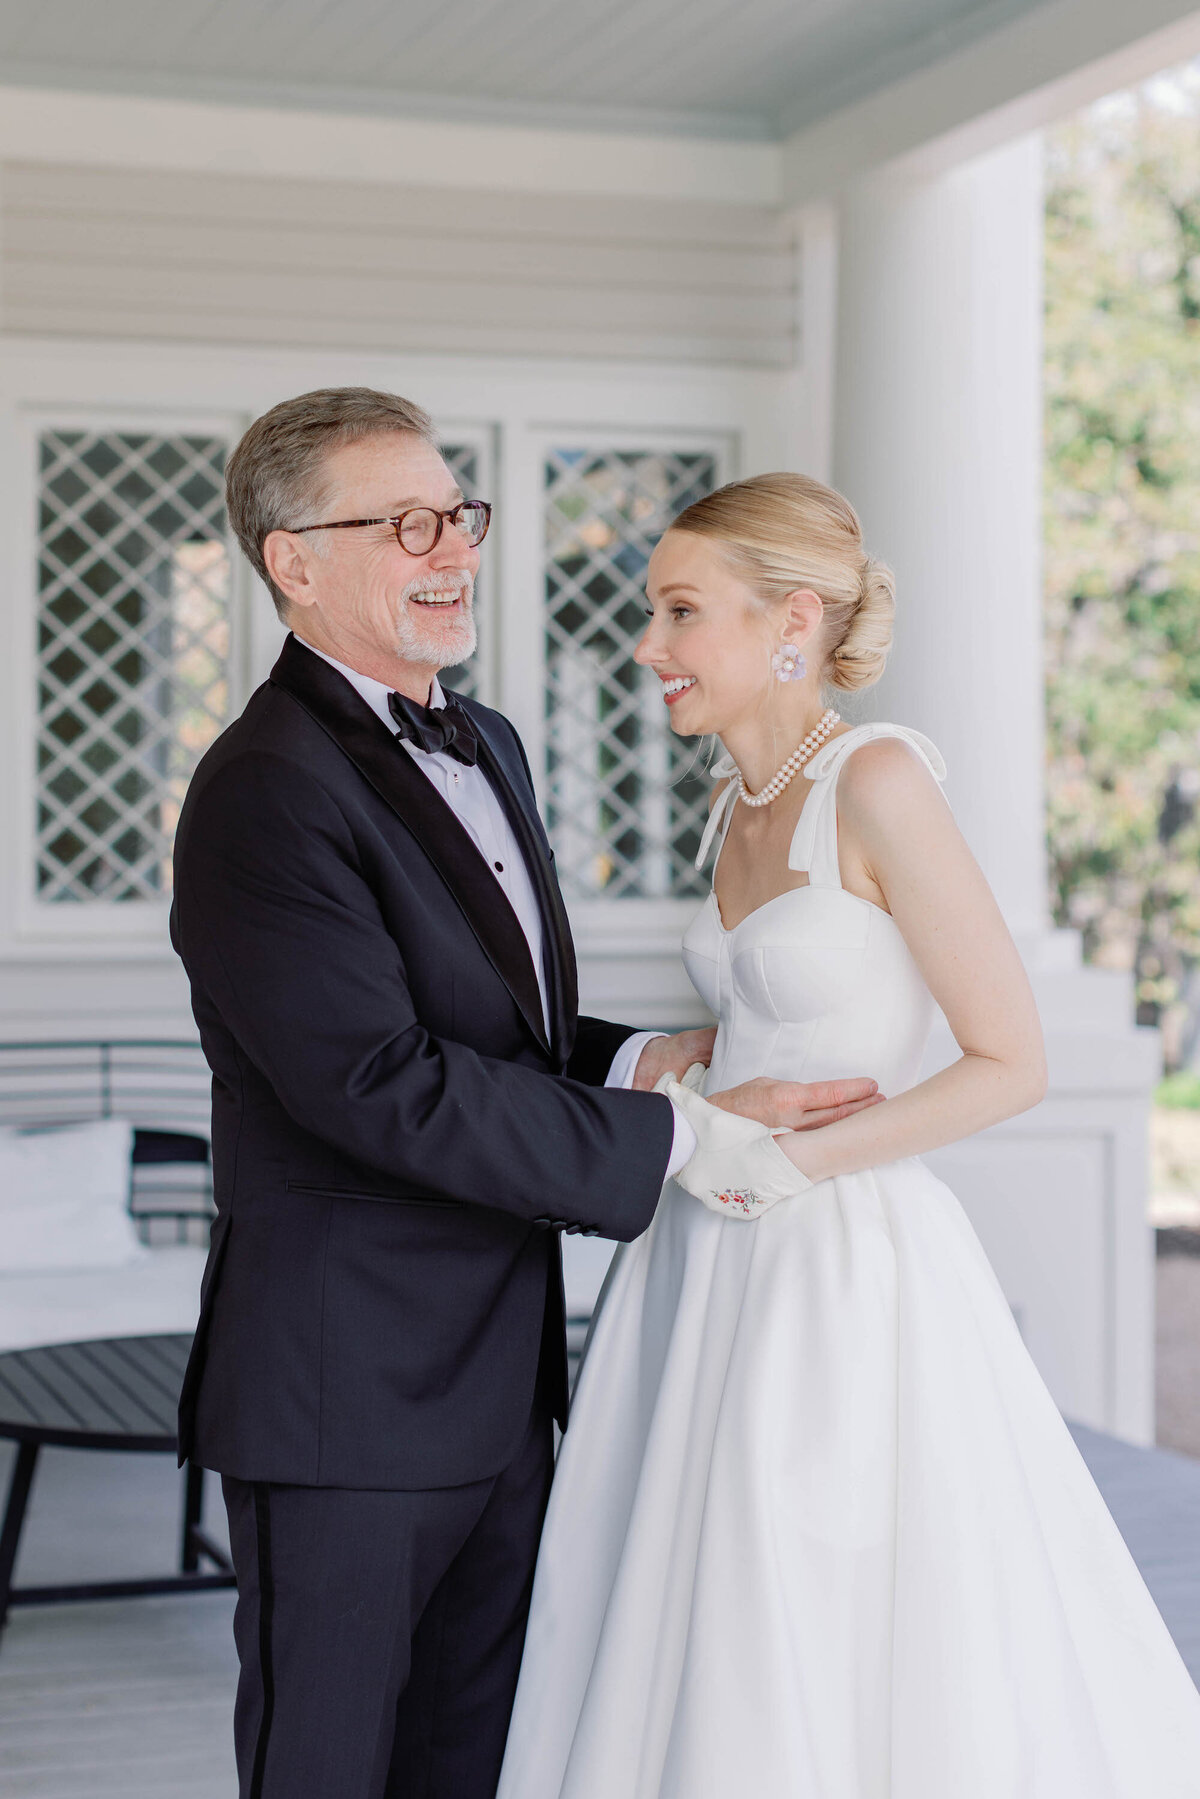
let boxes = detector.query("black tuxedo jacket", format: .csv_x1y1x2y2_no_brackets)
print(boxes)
171,635,673,1489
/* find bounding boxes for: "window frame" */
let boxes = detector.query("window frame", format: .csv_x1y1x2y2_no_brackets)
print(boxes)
10,403,251,945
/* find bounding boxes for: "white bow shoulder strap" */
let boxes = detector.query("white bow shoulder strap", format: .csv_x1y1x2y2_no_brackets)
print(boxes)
694,752,740,873
788,724,948,876
695,725,948,878
800,723,947,785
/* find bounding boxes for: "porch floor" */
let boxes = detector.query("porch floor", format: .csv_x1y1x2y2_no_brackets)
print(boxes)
1,1425,1198,1799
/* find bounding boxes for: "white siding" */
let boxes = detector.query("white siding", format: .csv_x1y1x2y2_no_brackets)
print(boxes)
0,162,798,366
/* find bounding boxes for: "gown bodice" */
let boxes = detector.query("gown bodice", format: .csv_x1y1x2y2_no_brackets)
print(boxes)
683,723,946,1097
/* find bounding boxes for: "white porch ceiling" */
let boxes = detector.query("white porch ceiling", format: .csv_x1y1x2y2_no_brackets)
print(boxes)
0,0,1054,140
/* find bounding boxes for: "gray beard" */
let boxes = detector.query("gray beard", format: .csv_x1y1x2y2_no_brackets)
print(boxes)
393,597,478,671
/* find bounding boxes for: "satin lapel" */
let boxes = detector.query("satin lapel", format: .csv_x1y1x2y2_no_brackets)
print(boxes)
269,636,551,1055
466,708,579,1067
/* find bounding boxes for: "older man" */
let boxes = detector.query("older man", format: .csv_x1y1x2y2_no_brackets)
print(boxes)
170,388,877,1799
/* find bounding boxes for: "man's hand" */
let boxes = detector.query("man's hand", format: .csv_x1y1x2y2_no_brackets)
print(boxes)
632,1028,718,1092
708,1075,884,1132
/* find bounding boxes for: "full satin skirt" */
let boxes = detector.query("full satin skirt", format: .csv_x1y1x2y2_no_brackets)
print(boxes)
497,1160,1200,1799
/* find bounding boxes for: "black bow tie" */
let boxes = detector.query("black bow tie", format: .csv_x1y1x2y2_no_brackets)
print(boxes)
388,689,479,767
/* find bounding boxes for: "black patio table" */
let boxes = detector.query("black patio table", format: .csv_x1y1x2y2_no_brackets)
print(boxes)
0,1332,235,1635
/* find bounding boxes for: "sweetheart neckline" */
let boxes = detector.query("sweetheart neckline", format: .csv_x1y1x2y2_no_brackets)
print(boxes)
706,884,899,937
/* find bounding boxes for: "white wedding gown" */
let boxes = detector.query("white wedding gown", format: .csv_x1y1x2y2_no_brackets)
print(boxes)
497,723,1200,1799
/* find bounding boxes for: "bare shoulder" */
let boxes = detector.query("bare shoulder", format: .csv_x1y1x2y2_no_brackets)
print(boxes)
836,735,946,831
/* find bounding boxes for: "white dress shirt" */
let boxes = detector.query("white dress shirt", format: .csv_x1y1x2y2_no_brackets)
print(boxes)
303,645,696,1175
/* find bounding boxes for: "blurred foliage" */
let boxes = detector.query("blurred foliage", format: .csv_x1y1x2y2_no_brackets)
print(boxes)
1157,1071,1200,1109
1045,71,1200,1068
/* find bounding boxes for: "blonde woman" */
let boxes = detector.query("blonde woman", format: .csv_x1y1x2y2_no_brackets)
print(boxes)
497,474,1200,1798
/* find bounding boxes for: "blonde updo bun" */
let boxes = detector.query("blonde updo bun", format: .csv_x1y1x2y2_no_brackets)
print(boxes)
668,472,895,692
833,555,895,692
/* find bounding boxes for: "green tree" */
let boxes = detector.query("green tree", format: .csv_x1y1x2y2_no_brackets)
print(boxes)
1045,73,1200,1067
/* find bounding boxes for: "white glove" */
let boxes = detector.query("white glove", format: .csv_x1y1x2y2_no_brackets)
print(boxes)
656,1064,812,1220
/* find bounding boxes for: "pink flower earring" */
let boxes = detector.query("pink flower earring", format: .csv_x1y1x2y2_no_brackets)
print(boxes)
771,644,806,683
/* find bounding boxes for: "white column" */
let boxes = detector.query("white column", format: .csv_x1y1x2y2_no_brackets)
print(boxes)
832,134,1159,1444
834,134,1048,940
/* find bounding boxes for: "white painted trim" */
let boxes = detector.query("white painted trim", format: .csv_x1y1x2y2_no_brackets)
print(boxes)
570,898,705,957
0,333,788,431
0,62,771,147
783,1,1200,200
0,84,782,207
494,422,546,777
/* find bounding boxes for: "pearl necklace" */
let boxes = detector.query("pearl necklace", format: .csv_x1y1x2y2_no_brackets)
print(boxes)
736,708,841,808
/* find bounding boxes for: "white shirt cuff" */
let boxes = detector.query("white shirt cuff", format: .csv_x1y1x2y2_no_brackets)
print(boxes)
665,1107,699,1179
603,1031,699,1179
604,1030,663,1093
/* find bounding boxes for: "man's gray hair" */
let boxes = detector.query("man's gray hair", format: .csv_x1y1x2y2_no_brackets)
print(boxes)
225,387,438,618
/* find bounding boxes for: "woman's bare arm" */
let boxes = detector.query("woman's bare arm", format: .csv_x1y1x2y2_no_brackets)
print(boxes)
777,739,1047,1185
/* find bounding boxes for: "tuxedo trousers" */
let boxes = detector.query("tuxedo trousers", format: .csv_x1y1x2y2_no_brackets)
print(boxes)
220,1395,554,1799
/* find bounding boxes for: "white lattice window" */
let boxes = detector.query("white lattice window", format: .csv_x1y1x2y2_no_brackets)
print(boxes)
35,428,234,904
544,447,719,900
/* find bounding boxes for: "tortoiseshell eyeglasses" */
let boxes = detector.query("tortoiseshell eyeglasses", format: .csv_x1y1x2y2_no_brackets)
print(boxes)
291,500,492,556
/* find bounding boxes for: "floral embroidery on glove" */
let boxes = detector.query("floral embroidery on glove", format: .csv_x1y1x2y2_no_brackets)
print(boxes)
712,1188,763,1218
654,1068,812,1222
